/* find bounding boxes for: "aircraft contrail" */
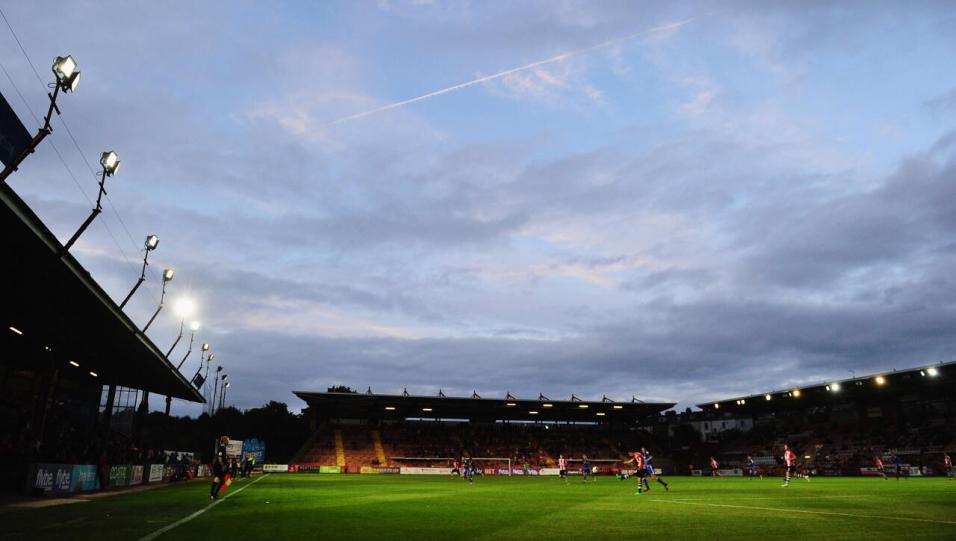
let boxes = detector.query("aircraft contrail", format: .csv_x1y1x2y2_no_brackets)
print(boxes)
327,17,696,126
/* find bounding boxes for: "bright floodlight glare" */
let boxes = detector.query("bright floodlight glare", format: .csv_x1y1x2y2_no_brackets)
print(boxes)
830,382,841,392
89,371,98,377
52,55,80,92
875,375,886,386
578,404,588,409
173,297,196,318
542,403,553,408
385,406,396,411
422,407,432,412
202,343,210,352
529,411,539,414
613,405,623,409
596,412,606,416
208,354,216,361
163,268,175,281
713,403,720,409
9,326,23,335
100,150,121,176
189,320,200,332
505,402,516,407
927,367,939,377
53,55,76,79
792,389,801,397
765,394,772,401
68,360,79,367
145,235,159,250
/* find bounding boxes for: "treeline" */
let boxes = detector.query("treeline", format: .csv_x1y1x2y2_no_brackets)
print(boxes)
139,401,310,462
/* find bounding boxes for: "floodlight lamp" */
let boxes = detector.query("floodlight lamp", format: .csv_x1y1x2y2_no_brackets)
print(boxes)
613,405,623,409
208,354,216,362
222,374,228,380
740,399,746,405
163,268,175,282
792,389,801,397
875,375,886,386
529,411,539,415
596,412,606,416
927,367,939,377
385,406,396,411
578,404,588,409
100,150,121,176
202,343,210,352
506,402,516,407
145,235,160,250
224,382,230,389
189,320,200,332
830,382,841,392
173,297,196,318
422,407,432,412
52,55,80,92
713,403,720,409
765,394,772,401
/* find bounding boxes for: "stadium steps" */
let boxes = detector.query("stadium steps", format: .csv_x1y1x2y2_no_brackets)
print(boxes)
371,430,388,465
334,429,347,467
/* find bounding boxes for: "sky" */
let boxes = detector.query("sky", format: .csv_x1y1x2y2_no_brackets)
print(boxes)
1,1,955,415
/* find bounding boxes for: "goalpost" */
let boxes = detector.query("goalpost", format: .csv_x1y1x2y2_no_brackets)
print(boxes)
388,456,513,475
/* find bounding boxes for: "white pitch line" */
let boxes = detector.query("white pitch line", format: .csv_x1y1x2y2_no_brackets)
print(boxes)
138,474,271,541
651,498,956,526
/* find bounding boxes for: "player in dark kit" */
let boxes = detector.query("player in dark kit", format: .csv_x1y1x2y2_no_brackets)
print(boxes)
642,447,669,491
581,455,592,482
623,451,649,494
747,455,758,479
210,456,226,500
462,458,474,484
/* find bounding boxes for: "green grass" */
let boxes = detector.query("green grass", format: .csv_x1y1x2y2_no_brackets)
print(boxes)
2,474,956,540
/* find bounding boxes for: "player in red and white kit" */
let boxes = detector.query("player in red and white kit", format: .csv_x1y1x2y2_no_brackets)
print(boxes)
875,455,887,480
782,444,797,487
944,452,953,480
709,456,720,478
558,454,568,482
623,451,649,494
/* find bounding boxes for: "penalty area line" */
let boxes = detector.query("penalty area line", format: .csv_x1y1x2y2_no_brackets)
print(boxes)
138,473,271,541
650,498,956,526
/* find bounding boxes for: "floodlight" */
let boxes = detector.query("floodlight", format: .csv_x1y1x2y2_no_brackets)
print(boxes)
506,402,516,407
875,376,886,386
100,150,121,176
202,343,210,352
927,367,939,377
422,408,433,412
173,297,196,318
830,382,841,392
224,382,230,389
52,55,80,92
189,320,200,332
89,371,98,377
740,399,746,405
765,394,772,401
596,412,606,416
613,405,623,409
385,406,396,411
145,235,159,250
68,361,79,367
208,354,216,361
163,268,175,281
9,326,23,335
792,389,801,397
714,403,720,409
578,404,588,409
529,411,539,414
542,403,553,408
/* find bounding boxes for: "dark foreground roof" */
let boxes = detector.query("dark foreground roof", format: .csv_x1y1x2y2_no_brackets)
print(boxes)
697,360,955,413
0,181,203,401
294,390,674,422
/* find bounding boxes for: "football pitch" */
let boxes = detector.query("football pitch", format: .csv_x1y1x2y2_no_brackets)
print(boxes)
2,475,955,540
